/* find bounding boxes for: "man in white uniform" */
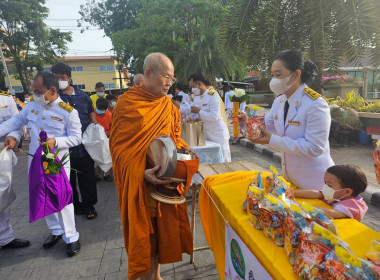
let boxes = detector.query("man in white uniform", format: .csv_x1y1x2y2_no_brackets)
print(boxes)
0,72,82,257
0,90,30,249
190,74,231,162
224,85,234,119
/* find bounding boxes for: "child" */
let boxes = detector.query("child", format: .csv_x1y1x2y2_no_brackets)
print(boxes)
95,97,113,181
95,97,112,137
287,164,368,222
106,94,117,113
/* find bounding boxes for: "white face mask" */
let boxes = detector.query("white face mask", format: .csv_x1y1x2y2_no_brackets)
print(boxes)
192,87,201,96
269,73,294,95
33,90,51,106
58,80,69,90
321,184,347,202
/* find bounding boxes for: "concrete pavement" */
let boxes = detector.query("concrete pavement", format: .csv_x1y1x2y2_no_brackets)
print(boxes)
0,143,379,279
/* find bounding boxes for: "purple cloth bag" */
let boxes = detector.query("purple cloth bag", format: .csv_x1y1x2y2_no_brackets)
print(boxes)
28,131,73,223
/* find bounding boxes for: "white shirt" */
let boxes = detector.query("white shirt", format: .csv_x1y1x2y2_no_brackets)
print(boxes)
0,92,22,142
198,89,230,143
265,84,334,190
224,90,234,110
178,91,190,104
0,97,82,173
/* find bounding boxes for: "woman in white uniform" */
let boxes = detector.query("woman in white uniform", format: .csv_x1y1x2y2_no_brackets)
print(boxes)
252,50,334,190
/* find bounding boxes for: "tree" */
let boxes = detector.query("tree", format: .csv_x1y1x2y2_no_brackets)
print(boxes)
79,0,246,83
0,0,72,92
220,0,380,90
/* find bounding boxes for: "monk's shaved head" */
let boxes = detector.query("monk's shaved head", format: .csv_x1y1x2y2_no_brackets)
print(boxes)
142,52,175,97
133,74,144,87
143,52,173,74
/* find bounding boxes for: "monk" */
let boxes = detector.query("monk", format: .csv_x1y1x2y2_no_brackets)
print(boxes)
132,73,144,87
110,53,193,280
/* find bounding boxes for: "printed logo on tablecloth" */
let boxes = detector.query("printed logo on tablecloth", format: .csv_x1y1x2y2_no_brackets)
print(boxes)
230,239,245,278
225,224,273,280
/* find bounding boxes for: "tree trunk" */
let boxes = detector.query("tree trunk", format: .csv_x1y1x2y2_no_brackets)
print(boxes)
14,59,29,93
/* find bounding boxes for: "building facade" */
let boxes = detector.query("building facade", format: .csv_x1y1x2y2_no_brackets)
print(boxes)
5,56,129,93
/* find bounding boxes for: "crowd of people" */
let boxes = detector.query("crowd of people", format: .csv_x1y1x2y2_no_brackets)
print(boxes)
0,50,371,280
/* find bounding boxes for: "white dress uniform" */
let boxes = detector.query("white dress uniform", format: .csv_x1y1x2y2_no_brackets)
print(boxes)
178,91,190,104
224,90,234,119
0,96,82,244
198,89,231,162
265,84,334,190
0,91,23,247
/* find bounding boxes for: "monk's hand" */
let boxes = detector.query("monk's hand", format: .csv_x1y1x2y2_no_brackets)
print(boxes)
191,106,200,114
144,165,171,185
40,138,56,150
184,145,193,154
4,136,17,150
249,128,271,145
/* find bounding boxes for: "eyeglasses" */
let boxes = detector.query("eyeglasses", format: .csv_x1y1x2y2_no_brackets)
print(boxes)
159,74,177,85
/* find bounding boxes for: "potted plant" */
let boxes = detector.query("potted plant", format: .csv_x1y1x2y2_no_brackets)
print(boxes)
322,75,363,99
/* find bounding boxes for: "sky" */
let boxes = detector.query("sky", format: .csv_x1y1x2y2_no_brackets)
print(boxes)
44,0,113,57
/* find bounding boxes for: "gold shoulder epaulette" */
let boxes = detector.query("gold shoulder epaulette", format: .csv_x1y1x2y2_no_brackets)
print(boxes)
304,87,321,100
207,87,216,96
0,90,11,97
58,101,73,113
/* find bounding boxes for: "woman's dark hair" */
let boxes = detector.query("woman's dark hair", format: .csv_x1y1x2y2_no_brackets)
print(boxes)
51,62,72,77
106,94,117,101
35,71,59,91
96,97,109,110
175,82,183,91
326,164,367,197
229,85,235,91
274,50,318,85
172,95,183,102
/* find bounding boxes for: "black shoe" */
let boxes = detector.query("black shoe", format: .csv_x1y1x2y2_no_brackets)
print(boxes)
67,240,81,257
1,238,30,249
43,234,62,249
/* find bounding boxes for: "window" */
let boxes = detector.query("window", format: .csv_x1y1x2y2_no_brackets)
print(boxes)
71,66,84,72
13,86,23,92
104,83,116,89
44,67,52,72
73,84,86,90
99,65,114,72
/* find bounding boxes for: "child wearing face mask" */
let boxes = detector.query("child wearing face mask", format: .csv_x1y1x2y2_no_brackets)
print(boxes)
94,97,113,181
287,164,368,222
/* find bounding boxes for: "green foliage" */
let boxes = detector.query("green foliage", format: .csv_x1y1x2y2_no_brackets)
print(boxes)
0,0,72,92
221,0,380,84
79,0,245,82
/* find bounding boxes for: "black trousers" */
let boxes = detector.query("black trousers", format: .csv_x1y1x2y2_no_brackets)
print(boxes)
70,153,97,212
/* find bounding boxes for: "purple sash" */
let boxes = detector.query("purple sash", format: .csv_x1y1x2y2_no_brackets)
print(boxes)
28,131,73,223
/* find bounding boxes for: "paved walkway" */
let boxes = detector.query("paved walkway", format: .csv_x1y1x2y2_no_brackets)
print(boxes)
1,143,379,279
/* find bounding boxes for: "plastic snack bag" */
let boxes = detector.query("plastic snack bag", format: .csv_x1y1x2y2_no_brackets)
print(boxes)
248,105,265,140
242,172,263,210
259,194,287,246
284,202,309,266
321,246,379,280
293,222,345,279
302,202,337,234
247,186,264,230
365,239,380,263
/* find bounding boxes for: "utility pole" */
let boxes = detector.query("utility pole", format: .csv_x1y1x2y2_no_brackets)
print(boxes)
0,40,12,89
115,64,123,89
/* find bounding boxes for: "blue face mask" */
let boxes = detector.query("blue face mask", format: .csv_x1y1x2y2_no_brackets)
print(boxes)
111,101,116,108
97,92,105,97
96,108,106,115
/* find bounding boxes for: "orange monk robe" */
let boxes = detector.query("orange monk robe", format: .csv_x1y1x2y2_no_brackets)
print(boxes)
109,85,193,280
